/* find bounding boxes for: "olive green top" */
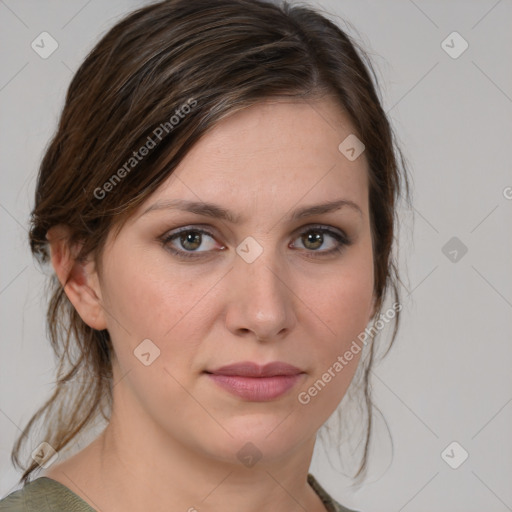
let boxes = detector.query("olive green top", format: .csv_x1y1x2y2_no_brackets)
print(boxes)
0,473,359,512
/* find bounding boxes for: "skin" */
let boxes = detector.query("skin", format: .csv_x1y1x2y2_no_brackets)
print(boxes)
44,97,376,512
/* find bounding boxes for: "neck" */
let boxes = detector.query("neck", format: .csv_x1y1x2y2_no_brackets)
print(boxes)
88,415,325,512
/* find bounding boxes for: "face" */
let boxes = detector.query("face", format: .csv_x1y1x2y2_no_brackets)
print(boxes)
86,97,375,467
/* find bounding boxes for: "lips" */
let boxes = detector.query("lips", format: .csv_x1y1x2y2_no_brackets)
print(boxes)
205,361,303,377
204,361,305,401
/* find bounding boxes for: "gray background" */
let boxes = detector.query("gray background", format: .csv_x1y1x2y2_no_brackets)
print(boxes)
1,1,511,511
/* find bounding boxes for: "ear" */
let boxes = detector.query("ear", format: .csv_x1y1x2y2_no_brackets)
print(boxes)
46,225,107,331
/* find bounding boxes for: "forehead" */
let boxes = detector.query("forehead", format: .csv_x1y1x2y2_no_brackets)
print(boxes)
135,97,369,223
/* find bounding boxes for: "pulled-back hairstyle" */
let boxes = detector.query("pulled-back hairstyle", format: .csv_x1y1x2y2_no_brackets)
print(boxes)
12,0,411,486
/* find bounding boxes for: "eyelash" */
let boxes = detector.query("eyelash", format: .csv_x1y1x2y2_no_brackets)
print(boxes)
160,224,352,261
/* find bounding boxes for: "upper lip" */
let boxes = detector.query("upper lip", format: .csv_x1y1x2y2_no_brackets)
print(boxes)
205,361,303,377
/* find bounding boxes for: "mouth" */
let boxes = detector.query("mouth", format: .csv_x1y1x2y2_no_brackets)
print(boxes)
204,361,306,401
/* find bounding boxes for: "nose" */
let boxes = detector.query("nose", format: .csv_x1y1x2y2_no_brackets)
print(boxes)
224,244,297,342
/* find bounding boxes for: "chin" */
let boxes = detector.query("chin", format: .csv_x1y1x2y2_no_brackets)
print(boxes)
197,416,313,466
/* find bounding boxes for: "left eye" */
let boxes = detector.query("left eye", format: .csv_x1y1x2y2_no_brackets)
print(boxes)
161,225,351,260
292,227,348,253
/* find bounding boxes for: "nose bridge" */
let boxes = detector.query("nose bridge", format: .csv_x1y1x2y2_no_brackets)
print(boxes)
226,238,294,339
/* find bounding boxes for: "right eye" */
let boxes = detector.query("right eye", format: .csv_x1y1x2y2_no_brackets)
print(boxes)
161,227,225,260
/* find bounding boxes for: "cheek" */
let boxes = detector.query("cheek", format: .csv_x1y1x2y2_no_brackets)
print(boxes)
99,245,190,334
99,246,218,376
301,246,373,395
314,251,374,345
308,283,369,383
295,278,371,418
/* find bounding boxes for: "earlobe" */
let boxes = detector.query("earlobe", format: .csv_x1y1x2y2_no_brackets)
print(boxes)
46,225,107,331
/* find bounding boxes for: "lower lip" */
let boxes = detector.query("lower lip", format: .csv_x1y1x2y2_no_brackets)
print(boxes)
205,373,304,401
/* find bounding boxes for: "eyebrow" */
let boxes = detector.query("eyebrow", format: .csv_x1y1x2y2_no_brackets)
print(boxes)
140,198,363,223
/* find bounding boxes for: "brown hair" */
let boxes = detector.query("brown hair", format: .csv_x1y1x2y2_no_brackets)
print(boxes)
12,0,411,485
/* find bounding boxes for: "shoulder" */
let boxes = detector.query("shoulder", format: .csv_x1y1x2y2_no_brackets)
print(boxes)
307,473,362,512
0,477,96,512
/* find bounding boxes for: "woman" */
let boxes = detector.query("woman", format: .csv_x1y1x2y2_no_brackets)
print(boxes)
1,0,411,510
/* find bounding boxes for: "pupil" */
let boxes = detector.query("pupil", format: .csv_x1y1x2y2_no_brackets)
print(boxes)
182,232,200,250
305,232,322,249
